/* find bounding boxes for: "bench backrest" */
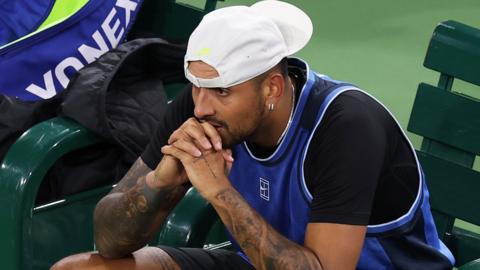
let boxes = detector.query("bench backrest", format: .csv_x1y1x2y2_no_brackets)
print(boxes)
407,20,480,267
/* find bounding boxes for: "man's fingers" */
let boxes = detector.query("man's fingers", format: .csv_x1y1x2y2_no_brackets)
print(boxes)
222,149,233,175
161,145,191,163
200,121,223,151
184,124,212,150
167,128,183,145
222,149,234,163
168,118,212,150
171,139,202,157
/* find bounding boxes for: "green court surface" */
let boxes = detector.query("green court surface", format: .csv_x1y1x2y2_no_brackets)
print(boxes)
210,0,480,233
214,0,480,144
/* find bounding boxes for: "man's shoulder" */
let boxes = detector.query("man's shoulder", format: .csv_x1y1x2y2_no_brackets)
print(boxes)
308,88,397,142
330,90,389,119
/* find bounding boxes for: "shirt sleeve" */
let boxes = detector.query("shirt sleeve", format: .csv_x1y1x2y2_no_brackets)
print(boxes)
305,91,389,225
141,84,195,170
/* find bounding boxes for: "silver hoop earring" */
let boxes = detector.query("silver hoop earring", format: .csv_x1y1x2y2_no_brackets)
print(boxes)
268,103,274,111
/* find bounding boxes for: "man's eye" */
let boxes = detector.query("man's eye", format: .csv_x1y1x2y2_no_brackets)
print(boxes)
215,88,229,96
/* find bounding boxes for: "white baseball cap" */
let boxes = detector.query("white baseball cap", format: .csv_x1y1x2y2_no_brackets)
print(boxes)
184,0,313,88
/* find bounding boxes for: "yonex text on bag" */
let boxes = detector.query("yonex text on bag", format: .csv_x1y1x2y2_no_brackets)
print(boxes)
0,0,142,101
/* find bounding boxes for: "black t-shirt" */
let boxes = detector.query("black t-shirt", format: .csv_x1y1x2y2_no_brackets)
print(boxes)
141,73,419,226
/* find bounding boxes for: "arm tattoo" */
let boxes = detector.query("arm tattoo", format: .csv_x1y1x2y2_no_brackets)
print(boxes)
94,158,188,259
213,188,323,270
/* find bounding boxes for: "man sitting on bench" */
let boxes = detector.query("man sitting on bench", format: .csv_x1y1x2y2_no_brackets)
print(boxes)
53,1,454,269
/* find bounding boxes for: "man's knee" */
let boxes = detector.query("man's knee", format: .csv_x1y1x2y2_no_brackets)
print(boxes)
50,252,103,270
51,247,180,270
132,246,181,269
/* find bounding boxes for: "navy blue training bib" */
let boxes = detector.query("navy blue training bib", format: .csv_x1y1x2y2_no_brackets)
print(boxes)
228,58,454,269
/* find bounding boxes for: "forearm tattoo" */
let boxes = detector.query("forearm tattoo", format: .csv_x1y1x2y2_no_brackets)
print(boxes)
94,158,188,258
213,188,323,270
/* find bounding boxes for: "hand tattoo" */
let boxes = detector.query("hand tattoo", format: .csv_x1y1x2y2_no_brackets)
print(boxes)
196,155,217,178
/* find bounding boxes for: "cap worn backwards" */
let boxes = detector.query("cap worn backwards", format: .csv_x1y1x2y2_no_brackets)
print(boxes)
184,0,313,88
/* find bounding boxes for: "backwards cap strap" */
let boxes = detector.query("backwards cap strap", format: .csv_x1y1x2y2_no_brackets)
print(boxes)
185,68,227,88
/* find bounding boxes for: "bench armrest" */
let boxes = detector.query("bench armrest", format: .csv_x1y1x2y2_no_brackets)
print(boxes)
156,187,222,247
459,259,480,270
0,116,99,269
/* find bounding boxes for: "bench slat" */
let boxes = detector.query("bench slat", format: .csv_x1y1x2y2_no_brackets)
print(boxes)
408,83,480,155
450,227,480,267
417,151,480,225
424,20,480,86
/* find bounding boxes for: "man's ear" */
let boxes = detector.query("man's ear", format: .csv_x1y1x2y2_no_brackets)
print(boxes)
263,72,286,107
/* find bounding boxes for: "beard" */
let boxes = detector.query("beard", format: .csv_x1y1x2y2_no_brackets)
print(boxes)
201,116,242,148
225,93,266,148
200,94,266,149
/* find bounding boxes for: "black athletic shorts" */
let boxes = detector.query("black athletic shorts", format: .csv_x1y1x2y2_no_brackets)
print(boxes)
159,246,255,270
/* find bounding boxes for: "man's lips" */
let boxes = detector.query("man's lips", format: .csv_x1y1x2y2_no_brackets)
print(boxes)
201,118,226,130
208,121,223,128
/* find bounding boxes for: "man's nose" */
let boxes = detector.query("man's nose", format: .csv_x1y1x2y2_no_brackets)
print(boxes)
194,89,215,119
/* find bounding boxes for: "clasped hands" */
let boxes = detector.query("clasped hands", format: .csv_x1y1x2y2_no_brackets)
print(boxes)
149,117,234,200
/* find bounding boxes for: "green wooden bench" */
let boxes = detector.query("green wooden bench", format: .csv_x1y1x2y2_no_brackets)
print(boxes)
408,20,480,269
0,1,222,269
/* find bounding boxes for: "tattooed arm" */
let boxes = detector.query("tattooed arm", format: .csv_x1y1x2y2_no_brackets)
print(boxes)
94,116,231,258
162,146,366,270
212,187,323,269
93,156,189,259
212,187,366,270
